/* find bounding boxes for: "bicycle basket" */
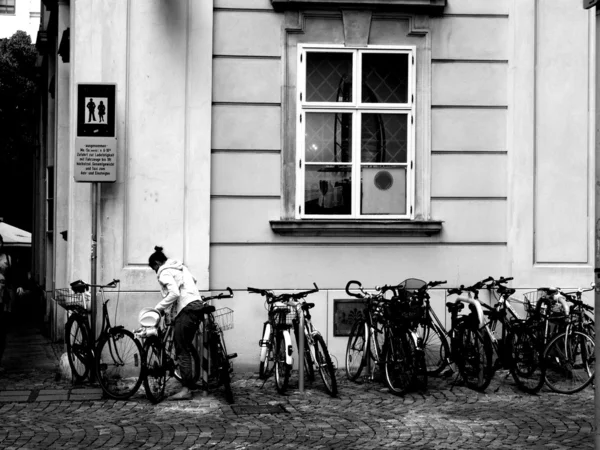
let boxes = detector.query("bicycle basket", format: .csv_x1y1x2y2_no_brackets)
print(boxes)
523,290,540,314
214,307,234,331
53,288,89,311
270,305,296,328
388,297,425,327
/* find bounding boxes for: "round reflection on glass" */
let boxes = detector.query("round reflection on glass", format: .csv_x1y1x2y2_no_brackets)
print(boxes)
374,170,393,191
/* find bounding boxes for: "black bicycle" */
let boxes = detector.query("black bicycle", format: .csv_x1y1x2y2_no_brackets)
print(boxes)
140,289,236,404
54,279,144,400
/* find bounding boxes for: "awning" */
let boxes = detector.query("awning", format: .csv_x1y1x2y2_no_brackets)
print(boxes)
0,221,32,247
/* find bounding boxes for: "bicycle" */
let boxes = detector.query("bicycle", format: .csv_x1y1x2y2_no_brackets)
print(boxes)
543,284,595,394
344,280,390,384
53,279,144,400
139,288,236,404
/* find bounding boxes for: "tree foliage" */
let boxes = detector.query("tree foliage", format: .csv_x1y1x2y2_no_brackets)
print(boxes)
0,31,37,230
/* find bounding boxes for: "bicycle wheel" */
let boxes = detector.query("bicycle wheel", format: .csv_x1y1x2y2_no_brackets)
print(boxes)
259,323,274,379
274,330,291,394
143,336,167,403
65,315,91,383
383,329,414,396
544,330,595,394
345,320,367,381
293,322,315,382
507,323,545,394
454,323,493,392
95,328,144,400
418,321,450,376
313,334,338,397
211,328,234,404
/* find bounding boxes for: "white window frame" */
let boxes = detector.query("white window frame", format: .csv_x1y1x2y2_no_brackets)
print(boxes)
295,44,416,220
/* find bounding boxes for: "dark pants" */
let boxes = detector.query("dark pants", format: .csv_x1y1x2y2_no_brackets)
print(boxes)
173,301,206,388
0,309,7,365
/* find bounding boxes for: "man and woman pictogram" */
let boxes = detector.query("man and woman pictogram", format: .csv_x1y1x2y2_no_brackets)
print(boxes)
85,97,107,124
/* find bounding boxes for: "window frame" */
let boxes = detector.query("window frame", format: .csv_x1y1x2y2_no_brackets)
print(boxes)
0,0,15,15
296,44,417,220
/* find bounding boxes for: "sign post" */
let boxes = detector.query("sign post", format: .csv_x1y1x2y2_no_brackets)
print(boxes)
75,83,117,360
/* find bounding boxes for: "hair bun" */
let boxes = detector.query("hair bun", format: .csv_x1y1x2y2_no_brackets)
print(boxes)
154,246,163,252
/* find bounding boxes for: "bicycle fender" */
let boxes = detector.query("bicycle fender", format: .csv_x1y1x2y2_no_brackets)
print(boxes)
283,330,294,366
260,323,272,362
453,296,485,328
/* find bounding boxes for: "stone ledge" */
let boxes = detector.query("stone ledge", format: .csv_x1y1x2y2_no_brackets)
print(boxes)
270,219,443,236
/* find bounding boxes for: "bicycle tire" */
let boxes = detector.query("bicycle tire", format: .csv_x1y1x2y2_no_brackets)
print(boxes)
143,336,167,404
313,334,338,397
383,329,414,396
211,328,234,404
65,315,91,383
173,345,200,386
293,322,315,382
259,323,274,379
274,330,291,394
454,323,493,392
95,328,144,400
345,320,367,381
544,330,595,394
418,321,450,376
507,323,545,394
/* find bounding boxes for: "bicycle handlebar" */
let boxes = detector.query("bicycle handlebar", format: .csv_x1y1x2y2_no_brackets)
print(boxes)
201,287,234,301
247,283,319,304
70,278,120,291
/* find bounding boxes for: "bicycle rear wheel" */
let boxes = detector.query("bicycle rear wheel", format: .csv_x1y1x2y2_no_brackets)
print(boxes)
544,330,595,394
508,323,545,394
383,329,414,396
274,330,291,394
313,334,338,397
96,328,144,400
143,336,167,403
211,328,234,404
65,315,91,383
454,323,493,392
345,320,367,381
418,320,450,376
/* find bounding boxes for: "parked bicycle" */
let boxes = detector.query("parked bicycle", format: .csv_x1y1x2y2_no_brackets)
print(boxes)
53,279,144,400
249,284,337,396
139,288,236,404
543,284,595,394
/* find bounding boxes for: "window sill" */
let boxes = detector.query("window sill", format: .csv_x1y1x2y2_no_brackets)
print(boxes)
271,0,446,13
270,219,443,237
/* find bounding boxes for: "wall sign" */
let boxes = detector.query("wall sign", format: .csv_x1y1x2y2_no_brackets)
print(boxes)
75,83,117,183
333,299,367,336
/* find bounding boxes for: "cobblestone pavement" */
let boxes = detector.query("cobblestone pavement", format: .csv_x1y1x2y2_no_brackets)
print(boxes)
0,324,595,449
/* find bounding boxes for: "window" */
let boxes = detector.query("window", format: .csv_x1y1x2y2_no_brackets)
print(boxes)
296,46,415,219
0,0,15,14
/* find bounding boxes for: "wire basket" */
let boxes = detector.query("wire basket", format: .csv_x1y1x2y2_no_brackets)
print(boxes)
523,290,541,314
53,288,89,311
388,298,425,327
270,305,296,328
523,290,567,318
214,307,234,331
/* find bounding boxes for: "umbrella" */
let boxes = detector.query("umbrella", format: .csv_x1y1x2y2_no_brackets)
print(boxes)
0,221,31,247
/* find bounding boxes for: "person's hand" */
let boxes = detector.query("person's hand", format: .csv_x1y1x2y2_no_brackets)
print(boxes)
16,287,24,296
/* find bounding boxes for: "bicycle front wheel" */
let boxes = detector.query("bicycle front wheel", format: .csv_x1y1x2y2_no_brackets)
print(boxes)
65,315,91,383
383,329,414,396
143,336,167,404
345,320,367,381
259,322,274,379
454,324,493,392
95,328,144,400
544,330,595,394
313,334,338,397
508,323,545,394
274,330,291,394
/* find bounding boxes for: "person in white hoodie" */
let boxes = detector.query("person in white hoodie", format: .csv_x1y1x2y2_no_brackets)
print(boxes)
149,246,207,400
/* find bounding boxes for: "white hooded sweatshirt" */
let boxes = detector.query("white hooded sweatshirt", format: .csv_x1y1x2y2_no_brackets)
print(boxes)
155,259,202,317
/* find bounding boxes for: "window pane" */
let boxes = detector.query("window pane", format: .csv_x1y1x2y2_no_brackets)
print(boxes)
361,113,408,163
304,165,352,215
361,166,406,215
306,52,353,103
361,53,409,104
306,112,352,163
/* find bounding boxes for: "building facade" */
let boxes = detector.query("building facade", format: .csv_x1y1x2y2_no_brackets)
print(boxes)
34,0,596,369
